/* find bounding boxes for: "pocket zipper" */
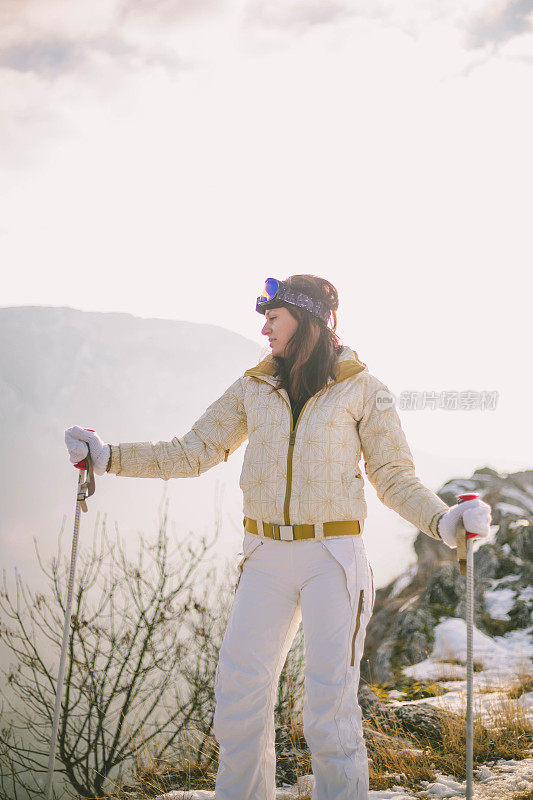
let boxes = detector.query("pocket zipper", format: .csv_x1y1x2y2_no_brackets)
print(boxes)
235,540,264,591
350,589,365,667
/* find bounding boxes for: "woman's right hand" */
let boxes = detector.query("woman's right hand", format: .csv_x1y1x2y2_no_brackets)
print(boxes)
65,426,111,476
438,498,492,549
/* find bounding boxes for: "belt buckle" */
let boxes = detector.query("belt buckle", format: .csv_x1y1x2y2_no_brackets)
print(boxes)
279,525,294,541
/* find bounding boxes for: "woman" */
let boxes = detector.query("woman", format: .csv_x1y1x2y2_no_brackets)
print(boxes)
65,275,492,800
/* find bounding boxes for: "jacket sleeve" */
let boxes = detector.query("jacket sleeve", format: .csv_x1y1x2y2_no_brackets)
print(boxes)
358,384,449,540
106,377,248,479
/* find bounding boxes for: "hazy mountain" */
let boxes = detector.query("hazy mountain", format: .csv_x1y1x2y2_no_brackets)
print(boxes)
0,306,263,580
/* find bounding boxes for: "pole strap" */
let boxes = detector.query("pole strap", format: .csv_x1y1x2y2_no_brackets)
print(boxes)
76,453,95,512
457,520,467,575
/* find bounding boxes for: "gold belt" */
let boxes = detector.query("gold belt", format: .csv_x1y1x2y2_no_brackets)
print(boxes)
244,517,363,541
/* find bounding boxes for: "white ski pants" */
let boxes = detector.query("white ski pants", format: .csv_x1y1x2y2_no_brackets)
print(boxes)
213,530,375,800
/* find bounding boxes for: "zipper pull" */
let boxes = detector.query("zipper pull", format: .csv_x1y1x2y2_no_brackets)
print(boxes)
289,431,296,445
223,449,229,462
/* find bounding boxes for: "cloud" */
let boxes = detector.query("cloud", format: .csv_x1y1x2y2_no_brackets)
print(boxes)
242,0,533,59
242,0,358,32
466,0,533,48
120,0,222,26
0,41,83,74
1,0,531,182
0,0,120,49
0,35,185,76
0,0,241,174
0,0,230,76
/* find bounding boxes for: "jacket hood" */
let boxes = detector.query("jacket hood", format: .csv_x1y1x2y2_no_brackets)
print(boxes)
243,345,368,387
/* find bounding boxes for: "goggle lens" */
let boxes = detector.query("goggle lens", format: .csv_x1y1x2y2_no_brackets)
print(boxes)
258,278,279,304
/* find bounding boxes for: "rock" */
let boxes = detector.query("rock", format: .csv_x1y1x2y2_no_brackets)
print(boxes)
509,597,532,628
387,703,449,744
475,765,493,781
363,724,413,757
387,689,404,700
413,529,454,576
358,685,383,717
507,521,533,563
362,467,533,682
371,639,397,683
391,605,435,667
472,545,498,583
472,466,500,479
421,563,463,612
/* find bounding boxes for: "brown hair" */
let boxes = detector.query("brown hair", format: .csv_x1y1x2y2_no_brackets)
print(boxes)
270,274,343,403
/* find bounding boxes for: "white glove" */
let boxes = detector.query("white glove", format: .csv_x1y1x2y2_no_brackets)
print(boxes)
438,498,492,549
65,426,111,476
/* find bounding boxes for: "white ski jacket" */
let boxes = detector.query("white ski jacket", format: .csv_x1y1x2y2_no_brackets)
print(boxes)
107,346,449,540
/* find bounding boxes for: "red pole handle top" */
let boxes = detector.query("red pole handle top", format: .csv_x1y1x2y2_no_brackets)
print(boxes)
74,429,95,470
457,492,479,539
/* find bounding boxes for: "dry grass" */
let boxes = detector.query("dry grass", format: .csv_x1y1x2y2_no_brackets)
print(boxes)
435,656,484,672
508,673,533,699
365,688,533,789
104,728,219,799
103,685,533,798
366,712,436,789
433,695,532,777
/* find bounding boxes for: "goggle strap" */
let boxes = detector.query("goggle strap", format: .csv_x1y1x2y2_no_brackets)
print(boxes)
256,279,330,325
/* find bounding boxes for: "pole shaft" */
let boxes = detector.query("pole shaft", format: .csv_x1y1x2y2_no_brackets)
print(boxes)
466,538,474,800
44,471,83,800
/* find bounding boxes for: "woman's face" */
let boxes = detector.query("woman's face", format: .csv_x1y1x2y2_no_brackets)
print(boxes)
261,306,298,358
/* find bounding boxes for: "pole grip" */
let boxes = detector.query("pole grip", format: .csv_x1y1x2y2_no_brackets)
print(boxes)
456,492,479,575
74,429,95,471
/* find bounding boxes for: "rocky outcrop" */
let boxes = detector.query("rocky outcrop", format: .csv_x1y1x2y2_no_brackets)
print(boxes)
362,467,533,682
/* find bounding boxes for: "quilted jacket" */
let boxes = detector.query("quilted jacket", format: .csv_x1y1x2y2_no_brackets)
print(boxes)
107,346,449,540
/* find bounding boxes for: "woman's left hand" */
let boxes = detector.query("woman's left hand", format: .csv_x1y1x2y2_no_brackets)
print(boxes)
438,498,492,549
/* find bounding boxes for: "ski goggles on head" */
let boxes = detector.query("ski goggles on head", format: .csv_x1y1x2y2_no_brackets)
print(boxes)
256,278,331,325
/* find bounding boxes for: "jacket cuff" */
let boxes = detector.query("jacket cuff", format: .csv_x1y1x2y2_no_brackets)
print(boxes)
429,509,448,540
106,444,121,474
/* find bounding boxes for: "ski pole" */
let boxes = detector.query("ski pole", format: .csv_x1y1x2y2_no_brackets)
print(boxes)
456,491,480,800
44,434,96,800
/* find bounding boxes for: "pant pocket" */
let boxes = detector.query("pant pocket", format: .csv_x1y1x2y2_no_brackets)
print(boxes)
320,538,357,610
235,534,264,591
320,538,372,670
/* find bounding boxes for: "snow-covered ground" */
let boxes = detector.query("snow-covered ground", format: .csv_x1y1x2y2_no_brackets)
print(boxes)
389,682,533,729
403,618,533,681
399,618,533,727
484,580,533,622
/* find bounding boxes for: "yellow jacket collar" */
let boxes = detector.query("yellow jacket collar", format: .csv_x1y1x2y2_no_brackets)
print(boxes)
243,346,367,386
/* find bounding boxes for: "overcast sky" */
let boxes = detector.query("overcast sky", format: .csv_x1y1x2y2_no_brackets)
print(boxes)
1,0,532,486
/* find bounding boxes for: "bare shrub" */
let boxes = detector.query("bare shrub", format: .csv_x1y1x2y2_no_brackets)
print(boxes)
0,501,232,800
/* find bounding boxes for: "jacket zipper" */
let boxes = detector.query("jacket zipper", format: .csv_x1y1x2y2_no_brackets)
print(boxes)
350,589,365,667
281,395,313,525
248,370,357,527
